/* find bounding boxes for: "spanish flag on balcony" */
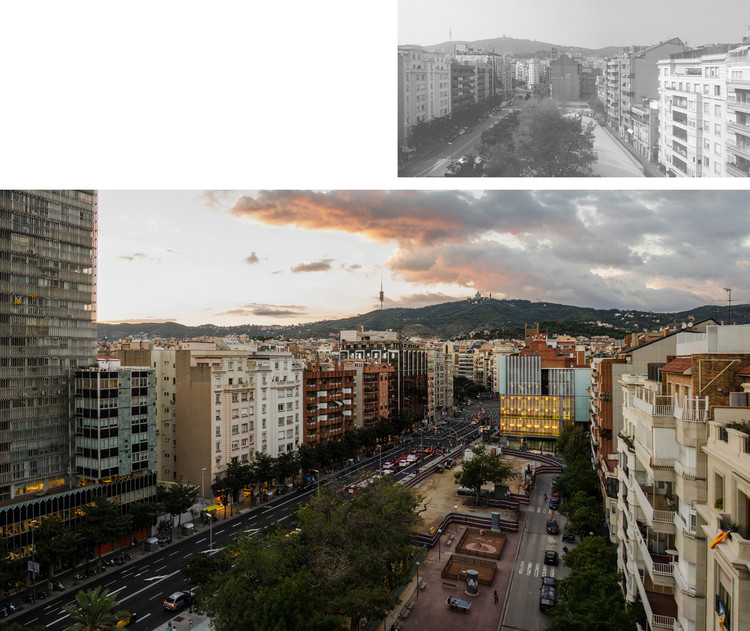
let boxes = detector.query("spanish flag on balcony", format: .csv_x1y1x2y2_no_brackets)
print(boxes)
709,528,730,549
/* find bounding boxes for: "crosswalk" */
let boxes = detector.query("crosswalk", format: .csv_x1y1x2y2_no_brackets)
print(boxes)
522,506,553,513
517,561,556,578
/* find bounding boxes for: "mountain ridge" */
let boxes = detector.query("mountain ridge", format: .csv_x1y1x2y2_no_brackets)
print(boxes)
97,298,746,341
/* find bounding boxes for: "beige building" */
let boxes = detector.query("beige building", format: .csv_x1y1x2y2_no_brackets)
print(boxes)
617,324,749,631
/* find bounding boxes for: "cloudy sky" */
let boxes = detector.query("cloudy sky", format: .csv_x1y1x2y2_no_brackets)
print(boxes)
399,0,749,49
98,190,748,326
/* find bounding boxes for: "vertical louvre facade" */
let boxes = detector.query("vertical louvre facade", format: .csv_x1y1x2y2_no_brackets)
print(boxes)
0,190,97,501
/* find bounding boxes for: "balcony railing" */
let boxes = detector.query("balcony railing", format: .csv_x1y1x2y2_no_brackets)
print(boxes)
672,563,698,597
635,527,674,578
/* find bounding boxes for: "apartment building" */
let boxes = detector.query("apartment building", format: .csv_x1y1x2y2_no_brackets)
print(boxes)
726,43,750,176
398,45,451,148
590,357,629,542
454,45,500,98
339,329,428,422
303,362,356,445
601,39,687,141
74,357,157,485
549,53,581,102
658,45,733,177
616,323,748,631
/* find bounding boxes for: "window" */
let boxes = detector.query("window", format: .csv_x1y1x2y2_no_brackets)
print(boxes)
278,404,284,412
278,430,285,439
714,85,721,96
215,426,221,436
714,123,721,136
704,156,710,167
241,423,248,432
262,404,266,414
715,143,721,154
241,438,248,447
714,104,721,116
215,441,221,452
232,424,239,434
704,139,710,150
231,440,239,450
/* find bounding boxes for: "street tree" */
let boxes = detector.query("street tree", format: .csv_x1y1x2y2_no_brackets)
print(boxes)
33,517,80,587
512,100,596,176
203,477,422,631
128,501,159,541
157,483,198,530
223,461,253,515
553,459,600,501
556,423,590,465
559,491,602,539
61,585,130,631
548,536,640,631
80,495,126,571
454,446,516,505
249,452,275,492
180,551,232,587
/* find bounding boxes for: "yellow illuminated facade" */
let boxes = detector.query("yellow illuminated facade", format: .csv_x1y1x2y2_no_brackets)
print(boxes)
498,394,573,437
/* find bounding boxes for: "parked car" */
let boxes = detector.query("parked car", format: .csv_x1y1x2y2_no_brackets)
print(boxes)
549,496,560,510
544,550,559,566
546,519,559,535
539,584,557,611
444,458,455,469
541,576,556,588
163,591,190,611
117,612,137,627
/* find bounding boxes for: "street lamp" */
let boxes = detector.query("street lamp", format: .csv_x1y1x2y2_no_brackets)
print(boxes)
415,561,420,599
454,506,459,531
209,514,213,552
30,520,38,601
201,467,206,504
437,528,442,560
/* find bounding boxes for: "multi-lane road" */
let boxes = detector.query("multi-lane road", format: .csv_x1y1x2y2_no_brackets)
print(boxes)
10,408,486,631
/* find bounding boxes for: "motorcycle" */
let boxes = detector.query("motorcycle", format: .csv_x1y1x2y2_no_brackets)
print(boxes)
22,594,34,604
562,532,575,543
52,580,65,592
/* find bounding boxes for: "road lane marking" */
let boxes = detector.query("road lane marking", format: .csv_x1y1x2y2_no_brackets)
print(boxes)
534,563,540,577
118,570,181,604
195,537,206,543
526,562,532,576
139,613,152,621
231,521,243,528
518,561,524,574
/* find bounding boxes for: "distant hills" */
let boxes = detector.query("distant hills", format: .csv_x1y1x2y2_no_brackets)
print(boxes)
421,35,622,58
97,298,746,341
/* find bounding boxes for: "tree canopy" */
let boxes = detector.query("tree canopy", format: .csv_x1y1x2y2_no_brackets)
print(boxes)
454,447,516,504
547,537,642,631
61,586,129,631
201,477,422,631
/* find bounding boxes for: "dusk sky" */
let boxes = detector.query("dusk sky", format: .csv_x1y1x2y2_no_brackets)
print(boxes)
99,190,749,327
399,0,750,49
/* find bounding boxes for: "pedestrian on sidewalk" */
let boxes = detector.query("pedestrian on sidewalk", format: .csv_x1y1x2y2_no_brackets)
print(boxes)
494,590,498,605
167,623,173,631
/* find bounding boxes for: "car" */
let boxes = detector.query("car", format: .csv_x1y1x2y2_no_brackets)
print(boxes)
444,458,455,469
163,591,190,611
544,550,559,566
539,585,557,611
541,576,556,588
116,612,137,627
549,497,560,510
546,519,559,535
551,475,559,486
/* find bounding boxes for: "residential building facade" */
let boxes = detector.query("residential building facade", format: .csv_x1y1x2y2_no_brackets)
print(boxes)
303,362,356,445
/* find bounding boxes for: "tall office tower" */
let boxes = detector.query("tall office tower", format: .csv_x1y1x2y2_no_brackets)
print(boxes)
0,190,98,501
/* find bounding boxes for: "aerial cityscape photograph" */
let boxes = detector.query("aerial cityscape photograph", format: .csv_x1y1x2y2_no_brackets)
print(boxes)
398,0,750,178
1,189,750,631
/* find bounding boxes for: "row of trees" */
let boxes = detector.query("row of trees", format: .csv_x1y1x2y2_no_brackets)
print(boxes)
446,99,597,177
183,478,423,631
547,424,646,629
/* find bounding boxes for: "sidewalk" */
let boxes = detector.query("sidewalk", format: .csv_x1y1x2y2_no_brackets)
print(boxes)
153,611,211,631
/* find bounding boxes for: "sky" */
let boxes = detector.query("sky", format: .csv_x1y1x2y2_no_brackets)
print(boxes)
399,0,750,49
98,190,750,327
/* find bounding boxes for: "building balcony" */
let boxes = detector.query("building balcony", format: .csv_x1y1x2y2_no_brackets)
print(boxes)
632,474,676,531
726,137,750,162
634,570,677,629
634,390,674,418
672,562,700,598
727,160,750,177
634,525,674,586
728,97,750,114
727,119,750,138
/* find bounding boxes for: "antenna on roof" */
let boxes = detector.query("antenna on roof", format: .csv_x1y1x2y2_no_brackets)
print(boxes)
723,287,732,325
379,277,384,310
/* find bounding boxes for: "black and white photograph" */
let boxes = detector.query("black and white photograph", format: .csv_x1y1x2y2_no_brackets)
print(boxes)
399,0,750,178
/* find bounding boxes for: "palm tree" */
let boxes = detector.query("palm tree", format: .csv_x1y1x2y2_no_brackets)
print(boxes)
61,586,129,631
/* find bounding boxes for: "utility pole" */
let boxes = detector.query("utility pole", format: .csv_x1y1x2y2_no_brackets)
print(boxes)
724,288,732,325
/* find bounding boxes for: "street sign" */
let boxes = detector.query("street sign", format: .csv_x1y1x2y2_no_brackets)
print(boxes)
27,560,40,573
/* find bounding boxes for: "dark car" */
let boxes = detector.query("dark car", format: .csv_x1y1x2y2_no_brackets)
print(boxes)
444,458,455,469
544,550,559,566
549,496,560,510
539,585,557,611
541,576,556,588
546,519,559,535
163,591,189,611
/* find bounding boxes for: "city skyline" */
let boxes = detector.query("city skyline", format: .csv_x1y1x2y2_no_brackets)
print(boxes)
99,190,749,327
399,0,750,50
